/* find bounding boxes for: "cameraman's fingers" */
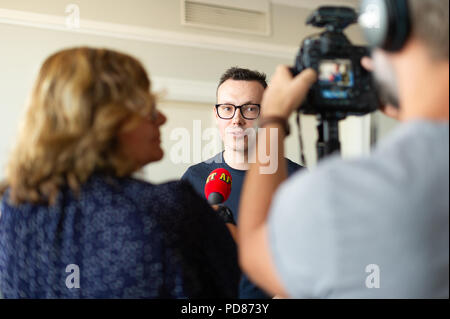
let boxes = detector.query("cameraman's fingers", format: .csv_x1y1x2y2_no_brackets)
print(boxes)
287,68,317,108
361,56,374,71
269,65,294,86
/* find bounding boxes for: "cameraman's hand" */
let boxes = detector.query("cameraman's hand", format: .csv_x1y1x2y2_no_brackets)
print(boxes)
261,66,317,120
361,56,400,120
361,56,374,72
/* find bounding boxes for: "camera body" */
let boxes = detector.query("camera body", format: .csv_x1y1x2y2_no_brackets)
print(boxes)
291,6,379,116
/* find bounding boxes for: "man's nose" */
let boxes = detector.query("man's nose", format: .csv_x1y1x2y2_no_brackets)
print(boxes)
232,108,245,124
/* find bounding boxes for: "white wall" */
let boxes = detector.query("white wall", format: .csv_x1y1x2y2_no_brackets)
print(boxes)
0,0,378,184
144,100,218,183
372,111,400,143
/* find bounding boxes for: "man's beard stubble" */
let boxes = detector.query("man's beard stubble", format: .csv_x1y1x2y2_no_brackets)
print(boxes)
372,50,401,109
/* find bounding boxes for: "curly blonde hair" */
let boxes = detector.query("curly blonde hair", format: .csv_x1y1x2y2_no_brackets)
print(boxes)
1,47,155,205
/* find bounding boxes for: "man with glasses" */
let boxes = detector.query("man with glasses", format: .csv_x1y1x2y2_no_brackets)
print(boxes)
182,67,302,299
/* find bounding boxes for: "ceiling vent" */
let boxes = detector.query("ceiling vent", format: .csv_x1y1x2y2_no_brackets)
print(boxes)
181,0,271,36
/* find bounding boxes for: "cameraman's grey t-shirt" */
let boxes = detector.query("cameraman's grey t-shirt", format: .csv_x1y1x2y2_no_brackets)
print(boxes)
268,120,449,298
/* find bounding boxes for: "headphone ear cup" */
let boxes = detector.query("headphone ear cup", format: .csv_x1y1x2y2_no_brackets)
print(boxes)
359,0,411,52
382,0,411,52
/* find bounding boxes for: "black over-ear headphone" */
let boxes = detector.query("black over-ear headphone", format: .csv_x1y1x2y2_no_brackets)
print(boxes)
359,0,411,52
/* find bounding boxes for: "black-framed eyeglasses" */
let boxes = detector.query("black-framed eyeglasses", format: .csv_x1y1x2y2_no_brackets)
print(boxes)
215,103,261,120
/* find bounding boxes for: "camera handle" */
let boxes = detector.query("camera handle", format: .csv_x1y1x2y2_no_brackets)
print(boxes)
316,113,346,160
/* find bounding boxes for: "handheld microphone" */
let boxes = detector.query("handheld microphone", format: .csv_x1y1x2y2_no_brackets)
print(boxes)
204,168,232,205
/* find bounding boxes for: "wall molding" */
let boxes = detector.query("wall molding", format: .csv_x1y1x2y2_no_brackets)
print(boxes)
0,8,296,59
152,77,217,103
271,0,359,9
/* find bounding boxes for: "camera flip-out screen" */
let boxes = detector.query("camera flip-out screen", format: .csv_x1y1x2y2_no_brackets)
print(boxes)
319,59,354,99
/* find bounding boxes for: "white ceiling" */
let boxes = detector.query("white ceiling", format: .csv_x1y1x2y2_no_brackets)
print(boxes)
271,0,360,9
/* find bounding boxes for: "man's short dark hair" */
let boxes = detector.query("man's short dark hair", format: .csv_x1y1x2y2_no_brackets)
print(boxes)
217,67,268,91
410,0,449,60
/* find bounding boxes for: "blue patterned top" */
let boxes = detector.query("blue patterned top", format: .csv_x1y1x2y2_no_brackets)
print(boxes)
0,173,240,298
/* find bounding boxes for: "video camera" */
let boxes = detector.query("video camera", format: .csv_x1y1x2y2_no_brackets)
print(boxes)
291,6,379,116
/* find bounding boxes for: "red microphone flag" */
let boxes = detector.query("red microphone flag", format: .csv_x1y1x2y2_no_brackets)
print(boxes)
204,168,232,203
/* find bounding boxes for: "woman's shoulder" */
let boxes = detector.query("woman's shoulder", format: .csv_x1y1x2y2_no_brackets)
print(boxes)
104,175,201,210
121,176,196,197
86,173,188,194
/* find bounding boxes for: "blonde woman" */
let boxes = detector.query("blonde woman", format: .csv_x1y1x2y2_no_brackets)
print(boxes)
0,47,239,298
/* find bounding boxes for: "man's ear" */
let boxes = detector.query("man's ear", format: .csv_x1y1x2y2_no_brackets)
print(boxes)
213,106,219,121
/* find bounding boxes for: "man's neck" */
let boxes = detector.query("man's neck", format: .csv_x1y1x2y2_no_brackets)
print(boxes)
393,40,449,122
399,77,449,122
223,149,250,171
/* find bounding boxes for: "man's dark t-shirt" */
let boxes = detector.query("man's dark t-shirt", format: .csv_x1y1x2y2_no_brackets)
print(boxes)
182,152,303,299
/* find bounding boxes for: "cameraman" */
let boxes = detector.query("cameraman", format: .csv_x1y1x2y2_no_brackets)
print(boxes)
239,0,448,298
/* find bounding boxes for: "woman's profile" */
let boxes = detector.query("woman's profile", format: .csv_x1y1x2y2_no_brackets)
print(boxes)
0,47,239,298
